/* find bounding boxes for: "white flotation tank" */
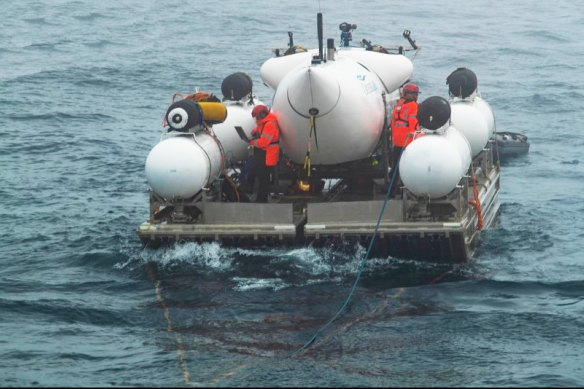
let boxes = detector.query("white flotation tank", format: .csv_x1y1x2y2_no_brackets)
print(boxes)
472,95,495,139
399,96,469,199
443,125,472,174
400,134,464,199
145,72,267,200
211,98,264,163
446,67,495,145
449,101,490,157
145,134,222,200
213,72,266,163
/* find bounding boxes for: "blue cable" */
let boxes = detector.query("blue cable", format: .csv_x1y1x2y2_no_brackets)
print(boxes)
288,153,402,358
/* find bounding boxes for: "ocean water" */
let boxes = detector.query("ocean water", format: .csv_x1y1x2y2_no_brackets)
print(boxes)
1,0,584,387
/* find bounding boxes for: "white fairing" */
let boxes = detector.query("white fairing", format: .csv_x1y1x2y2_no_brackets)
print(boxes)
266,50,412,165
260,51,316,90
261,48,413,92
399,135,465,199
443,125,472,174
335,48,414,93
450,101,490,157
145,134,222,200
211,98,264,163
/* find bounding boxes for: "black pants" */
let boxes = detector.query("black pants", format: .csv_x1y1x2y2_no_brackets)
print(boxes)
252,148,274,203
255,165,275,203
389,146,404,198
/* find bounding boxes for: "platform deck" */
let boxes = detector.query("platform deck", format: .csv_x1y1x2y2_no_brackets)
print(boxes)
137,148,501,263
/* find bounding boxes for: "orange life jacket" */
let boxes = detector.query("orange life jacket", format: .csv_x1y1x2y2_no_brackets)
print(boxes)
390,98,419,147
250,112,280,166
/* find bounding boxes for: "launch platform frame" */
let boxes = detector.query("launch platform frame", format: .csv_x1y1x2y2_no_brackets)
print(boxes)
137,143,500,263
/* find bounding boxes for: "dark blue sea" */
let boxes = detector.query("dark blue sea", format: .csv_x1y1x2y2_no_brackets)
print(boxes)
2,0,584,387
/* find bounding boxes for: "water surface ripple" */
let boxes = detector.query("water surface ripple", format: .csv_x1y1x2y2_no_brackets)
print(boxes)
1,0,583,386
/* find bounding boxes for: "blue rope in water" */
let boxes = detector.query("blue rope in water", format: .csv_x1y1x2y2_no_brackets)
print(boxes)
288,154,402,358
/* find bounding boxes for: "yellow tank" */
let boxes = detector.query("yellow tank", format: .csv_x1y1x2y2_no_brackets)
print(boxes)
198,102,227,125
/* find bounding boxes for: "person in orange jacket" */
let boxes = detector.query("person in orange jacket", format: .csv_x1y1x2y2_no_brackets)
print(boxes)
389,83,420,196
249,105,280,202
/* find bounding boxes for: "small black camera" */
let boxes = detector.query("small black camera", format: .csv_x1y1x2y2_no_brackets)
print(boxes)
339,22,357,33
339,22,357,47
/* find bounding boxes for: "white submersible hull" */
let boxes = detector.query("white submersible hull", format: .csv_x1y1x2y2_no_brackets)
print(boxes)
261,48,413,165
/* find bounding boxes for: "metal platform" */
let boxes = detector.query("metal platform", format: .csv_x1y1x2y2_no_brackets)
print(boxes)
137,145,501,263
138,202,305,245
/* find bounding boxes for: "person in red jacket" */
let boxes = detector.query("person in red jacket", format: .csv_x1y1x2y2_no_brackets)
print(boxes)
249,105,280,202
389,83,420,196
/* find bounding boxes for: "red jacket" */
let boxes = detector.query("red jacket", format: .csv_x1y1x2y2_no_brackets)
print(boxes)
390,98,419,147
250,112,280,166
